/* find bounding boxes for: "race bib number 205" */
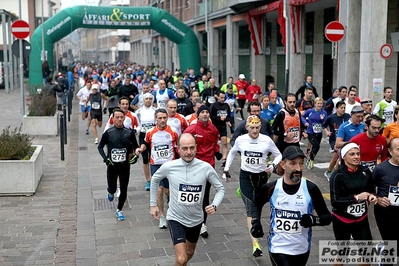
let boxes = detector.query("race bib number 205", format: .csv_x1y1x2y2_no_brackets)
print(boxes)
178,184,202,206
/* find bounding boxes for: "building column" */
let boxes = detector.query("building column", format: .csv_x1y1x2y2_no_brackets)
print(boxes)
359,0,388,102
208,20,220,85
250,15,267,90
338,0,362,88
313,9,324,97
289,7,306,93
270,20,278,85
165,39,171,70
226,15,239,80
158,36,163,68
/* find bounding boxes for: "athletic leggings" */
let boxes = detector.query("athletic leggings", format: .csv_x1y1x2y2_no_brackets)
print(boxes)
269,251,310,266
307,133,322,160
202,181,211,224
237,99,246,119
107,164,130,210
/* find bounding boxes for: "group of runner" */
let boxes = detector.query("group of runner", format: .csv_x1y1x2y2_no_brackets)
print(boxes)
71,62,399,266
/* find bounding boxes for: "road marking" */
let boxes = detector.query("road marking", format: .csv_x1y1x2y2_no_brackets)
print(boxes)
314,163,330,169
322,193,330,201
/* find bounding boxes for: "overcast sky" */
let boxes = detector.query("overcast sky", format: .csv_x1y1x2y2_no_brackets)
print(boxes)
61,0,100,9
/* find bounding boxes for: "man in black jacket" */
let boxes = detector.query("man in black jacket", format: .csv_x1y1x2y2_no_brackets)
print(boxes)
210,91,231,166
295,76,319,99
119,75,138,111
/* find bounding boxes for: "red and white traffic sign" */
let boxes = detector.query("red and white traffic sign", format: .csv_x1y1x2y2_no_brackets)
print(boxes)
11,20,30,39
380,43,393,59
325,21,345,43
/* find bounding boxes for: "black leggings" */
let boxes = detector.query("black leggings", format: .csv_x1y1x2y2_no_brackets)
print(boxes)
374,204,399,256
307,133,322,160
107,164,130,210
332,215,372,241
237,99,246,119
139,132,151,164
269,251,310,266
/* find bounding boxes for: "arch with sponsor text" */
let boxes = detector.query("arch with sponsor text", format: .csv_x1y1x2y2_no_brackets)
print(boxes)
29,6,201,85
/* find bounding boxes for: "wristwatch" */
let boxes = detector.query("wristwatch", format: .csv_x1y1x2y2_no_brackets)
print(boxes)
212,205,218,211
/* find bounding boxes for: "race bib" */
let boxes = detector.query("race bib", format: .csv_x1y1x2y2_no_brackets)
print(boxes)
388,186,399,206
111,148,127,162
383,110,394,123
275,209,302,234
312,123,323,133
346,202,366,217
243,151,262,166
217,110,228,117
141,123,155,132
158,100,166,108
92,102,101,110
361,161,377,172
177,184,202,205
207,96,216,104
154,144,169,159
288,127,300,141
239,89,245,95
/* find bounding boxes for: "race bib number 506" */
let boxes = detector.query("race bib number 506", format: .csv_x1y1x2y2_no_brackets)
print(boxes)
178,184,202,206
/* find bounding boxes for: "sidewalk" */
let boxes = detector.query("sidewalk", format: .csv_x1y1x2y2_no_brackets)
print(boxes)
0,87,382,266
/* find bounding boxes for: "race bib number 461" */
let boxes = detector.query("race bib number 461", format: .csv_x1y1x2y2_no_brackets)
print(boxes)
244,151,262,165
178,184,202,205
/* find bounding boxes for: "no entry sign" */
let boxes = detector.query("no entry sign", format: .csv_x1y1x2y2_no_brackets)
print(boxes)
11,20,30,39
325,21,345,43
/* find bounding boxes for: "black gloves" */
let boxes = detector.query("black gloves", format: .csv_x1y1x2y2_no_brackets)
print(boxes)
129,154,138,164
103,108,107,114
215,152,223,161
250,218,264,238
299,214,314,228
104,158,114,167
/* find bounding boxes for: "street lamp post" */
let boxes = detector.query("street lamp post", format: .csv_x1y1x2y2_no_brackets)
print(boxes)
122,35,128,63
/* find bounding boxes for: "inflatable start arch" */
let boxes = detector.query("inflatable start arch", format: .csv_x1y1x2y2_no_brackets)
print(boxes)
29,6,201,85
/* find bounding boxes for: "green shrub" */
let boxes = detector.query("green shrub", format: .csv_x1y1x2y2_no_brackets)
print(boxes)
27,86,57,116
0,125,34,160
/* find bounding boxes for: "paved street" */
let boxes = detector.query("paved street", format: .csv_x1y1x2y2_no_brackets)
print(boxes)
0,87,382,266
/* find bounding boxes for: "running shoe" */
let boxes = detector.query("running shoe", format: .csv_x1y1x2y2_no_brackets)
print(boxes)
115,209,125,221
252,241,263,257
305,150,310,158
115,186,121,198
145,181,151,191
307,160,314,170
200,223,209,238
107,191,114,202
94,138,99,144
324,170,332,182
159,215,167,229
86,129,89,135
236,187,242,198
221,159,226,168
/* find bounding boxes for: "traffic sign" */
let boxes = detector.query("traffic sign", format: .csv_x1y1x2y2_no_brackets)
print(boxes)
11,20,30,39
325,21,345,43
11,40,31,58
380,43,393,59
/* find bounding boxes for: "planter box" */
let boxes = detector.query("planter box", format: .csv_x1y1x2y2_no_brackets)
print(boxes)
23,113,59,136
0,145,43,196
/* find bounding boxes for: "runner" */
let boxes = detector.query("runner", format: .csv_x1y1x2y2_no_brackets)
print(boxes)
97,109,139,221
137,109,179,229
323,101,350,180
136,93,157,191
301,97,327,170
149,133,225,266
85,84,109,144
223,115,282,257
250,146,331,265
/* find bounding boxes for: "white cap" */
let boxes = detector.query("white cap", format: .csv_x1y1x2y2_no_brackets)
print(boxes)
127,67,132,71
92,84,99,90
239,74,245,79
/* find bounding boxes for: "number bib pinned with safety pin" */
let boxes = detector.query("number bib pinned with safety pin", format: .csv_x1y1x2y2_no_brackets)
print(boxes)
388,186,399,206
274,209,302,234
111,148,127,162
346,202,366,217
178,184,202,206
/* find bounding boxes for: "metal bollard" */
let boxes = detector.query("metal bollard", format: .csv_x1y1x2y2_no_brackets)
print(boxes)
60,114,65,161
63,107,67,145
68,91,72,122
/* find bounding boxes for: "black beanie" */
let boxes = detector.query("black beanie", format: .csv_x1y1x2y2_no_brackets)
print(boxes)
197,105,210,116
